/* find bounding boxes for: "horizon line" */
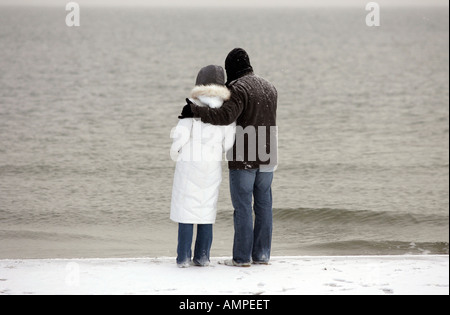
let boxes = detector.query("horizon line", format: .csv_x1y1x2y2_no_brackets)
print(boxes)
0,3,448,8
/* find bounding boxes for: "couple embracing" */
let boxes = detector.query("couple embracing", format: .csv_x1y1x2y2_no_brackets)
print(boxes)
170,48,278,268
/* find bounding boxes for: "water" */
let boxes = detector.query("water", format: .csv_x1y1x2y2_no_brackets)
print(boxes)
0,6,448,258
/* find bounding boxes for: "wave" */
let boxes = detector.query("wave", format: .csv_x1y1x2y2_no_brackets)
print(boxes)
298,240,449,256
0,229,106,242
273,208,449,228
271,208,449,255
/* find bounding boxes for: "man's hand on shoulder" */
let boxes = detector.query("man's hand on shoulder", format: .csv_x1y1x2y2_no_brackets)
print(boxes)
178,98,195,119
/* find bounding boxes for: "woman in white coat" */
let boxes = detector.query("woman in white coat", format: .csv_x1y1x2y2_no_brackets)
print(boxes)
170,65,236,267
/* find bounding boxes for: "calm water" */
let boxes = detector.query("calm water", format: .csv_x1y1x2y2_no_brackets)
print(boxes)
0,6,448,258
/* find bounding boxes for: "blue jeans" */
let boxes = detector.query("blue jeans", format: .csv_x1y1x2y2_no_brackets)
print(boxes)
229,169,274,264
177,223,213,266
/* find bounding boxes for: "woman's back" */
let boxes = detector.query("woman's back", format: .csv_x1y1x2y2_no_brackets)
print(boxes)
171,85,235,164
171,66,235,225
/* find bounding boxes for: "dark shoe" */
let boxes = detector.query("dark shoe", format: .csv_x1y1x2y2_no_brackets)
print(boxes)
193,260,210,267
219,259,251,267
177,260,192,268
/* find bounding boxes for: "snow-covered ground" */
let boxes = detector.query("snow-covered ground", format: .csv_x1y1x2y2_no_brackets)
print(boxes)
0,255,448,295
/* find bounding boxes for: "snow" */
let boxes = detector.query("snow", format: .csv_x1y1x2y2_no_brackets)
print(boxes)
0,255,448,295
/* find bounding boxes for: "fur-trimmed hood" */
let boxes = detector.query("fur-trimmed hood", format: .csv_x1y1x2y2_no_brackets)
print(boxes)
189,84,231,109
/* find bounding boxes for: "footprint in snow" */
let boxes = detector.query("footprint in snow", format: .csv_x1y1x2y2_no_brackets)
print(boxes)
381,288,394,294
324,283,342,288
333,278,353,284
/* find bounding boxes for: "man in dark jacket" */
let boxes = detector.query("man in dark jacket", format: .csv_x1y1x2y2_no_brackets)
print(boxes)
179,48,278,266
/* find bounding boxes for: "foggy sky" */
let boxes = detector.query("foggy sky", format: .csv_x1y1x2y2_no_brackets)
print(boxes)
0,0,448,7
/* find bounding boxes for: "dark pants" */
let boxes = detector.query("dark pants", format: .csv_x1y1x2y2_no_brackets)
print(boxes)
229,169,274,264
177,223,213,266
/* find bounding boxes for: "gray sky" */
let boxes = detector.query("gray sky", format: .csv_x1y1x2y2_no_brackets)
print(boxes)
0,0,448,6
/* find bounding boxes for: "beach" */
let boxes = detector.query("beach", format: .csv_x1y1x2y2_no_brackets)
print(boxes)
1,255,448,295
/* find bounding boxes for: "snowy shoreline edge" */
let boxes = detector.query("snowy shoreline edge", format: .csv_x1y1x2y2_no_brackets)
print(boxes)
1,255,448,295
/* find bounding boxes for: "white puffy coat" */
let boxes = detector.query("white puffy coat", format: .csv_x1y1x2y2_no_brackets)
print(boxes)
170,85,236,224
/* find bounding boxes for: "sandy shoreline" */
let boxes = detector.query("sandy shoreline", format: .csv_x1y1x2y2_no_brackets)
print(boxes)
0,255,448,295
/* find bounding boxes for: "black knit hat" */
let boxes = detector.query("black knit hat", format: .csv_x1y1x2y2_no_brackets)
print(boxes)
195,65,226,86
225,48,253,85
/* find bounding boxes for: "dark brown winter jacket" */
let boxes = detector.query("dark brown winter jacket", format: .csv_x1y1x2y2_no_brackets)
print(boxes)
190,72,278,170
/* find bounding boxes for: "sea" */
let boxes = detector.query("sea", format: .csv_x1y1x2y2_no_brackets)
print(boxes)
0,6,448,259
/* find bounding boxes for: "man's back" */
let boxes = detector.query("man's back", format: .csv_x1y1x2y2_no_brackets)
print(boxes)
229,73,277,129
227,73,278,170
